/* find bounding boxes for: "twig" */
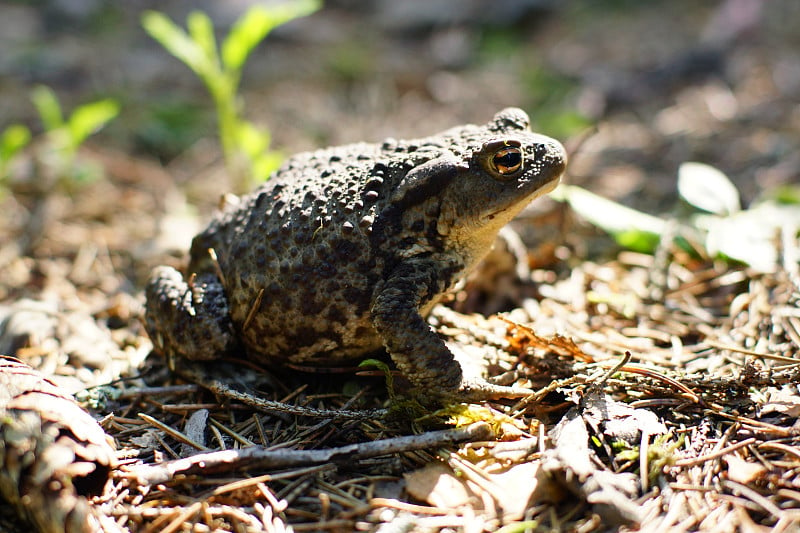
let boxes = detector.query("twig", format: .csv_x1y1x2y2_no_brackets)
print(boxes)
123,422,492,486
177,361,387,420
674,438,757,468
591,351,632,388
721,479,786,519
139,413,210,452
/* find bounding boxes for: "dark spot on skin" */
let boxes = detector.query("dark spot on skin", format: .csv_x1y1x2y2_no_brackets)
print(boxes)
314,244,330,258
232,241,247,257
300,295,318,316
326,305,348,325
366,177,384,189
353,326,373,339
315,261,336,278
254,191,268,209
292,326,320,348
343,287,364,307
426,220,442,244
334,238,358,256
399,237,417,249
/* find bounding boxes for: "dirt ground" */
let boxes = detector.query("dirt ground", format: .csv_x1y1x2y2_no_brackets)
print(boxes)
1,0,799,531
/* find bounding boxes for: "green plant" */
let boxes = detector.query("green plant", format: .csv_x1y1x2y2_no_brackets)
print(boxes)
523,66,590,139
0,124,31,184
142,1,321,193
30,85,119,183
553,162,800,273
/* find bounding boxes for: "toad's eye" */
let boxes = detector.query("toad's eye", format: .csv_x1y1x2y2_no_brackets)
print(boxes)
491,146,523,176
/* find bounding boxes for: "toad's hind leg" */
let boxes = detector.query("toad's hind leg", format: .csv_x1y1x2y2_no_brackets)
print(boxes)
145,266,240,361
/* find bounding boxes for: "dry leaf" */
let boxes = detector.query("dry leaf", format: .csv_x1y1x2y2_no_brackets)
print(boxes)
758,386,800,418
404,462,472,508
486,462,540,520
724,454,767,484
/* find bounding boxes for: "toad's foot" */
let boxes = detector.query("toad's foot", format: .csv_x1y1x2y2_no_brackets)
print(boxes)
145,266,240,361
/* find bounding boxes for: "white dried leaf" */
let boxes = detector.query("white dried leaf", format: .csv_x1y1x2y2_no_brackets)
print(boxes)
678,162,740,215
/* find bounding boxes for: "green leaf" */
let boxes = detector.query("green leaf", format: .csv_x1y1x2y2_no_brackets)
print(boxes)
237,121,284,181
0,124,31,163
678,162,740,215
252,151,283,182
142,10,207,76
358,358,395,397
31,85,64,132
236,120,270,158
222,0,321,72
358,359,390,372
187,11,218,69
67,99,119,148
615,229,662,254
496,521,540,533
759,184,800,205
555,184,666,252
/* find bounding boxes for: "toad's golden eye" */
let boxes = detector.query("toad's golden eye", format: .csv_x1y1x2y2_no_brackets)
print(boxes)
491,146,523,175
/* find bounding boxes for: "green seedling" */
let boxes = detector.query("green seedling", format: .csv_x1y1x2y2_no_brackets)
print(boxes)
30,85,119,184
0,124,31,184
359,358,396,400
552,162,800,273
142,1,320,193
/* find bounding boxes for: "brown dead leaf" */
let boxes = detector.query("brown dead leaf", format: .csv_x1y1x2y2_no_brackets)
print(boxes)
404,462,472,509
485,462,541,520
404,458,542,522
583,392,668,445
500,317,594,362
724,454,767,484
758,386,800,418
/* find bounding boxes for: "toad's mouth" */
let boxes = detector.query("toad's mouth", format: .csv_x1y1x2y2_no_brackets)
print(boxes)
483,175,562,222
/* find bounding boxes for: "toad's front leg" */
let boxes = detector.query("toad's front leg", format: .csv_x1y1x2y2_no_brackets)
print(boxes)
145,266,240,362
370,259,531,403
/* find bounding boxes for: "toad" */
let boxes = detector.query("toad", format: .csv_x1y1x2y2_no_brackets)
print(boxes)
145,108,567,402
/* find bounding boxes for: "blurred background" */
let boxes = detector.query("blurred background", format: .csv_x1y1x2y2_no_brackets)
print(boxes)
2,0,797,194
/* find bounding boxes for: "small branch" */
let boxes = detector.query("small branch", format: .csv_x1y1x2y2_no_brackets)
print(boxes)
123,422,492,486
177,361,387,420
674,437,757,468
